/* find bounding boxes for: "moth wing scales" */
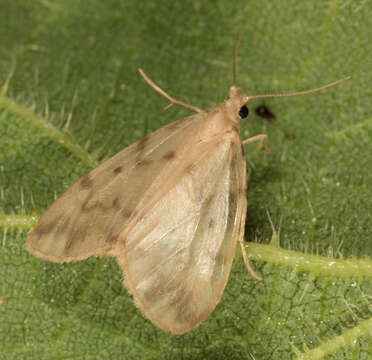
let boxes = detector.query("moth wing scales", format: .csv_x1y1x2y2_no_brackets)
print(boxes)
118,132,246,334
26,114,203,262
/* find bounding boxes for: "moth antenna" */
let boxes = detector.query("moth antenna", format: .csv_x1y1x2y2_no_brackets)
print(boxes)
138,68,202,113
246,76,351,101
233,30,243,87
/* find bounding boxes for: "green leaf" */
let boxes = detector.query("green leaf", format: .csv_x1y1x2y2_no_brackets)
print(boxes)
1,0,371,359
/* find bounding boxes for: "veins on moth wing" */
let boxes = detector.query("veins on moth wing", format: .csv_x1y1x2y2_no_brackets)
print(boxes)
136,159,153,167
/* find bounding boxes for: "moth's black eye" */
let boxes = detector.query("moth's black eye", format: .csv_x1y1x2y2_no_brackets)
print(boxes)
238,105,249,119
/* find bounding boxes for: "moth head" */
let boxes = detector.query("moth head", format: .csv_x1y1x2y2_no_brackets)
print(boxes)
226,76,351,125
226,85,250,123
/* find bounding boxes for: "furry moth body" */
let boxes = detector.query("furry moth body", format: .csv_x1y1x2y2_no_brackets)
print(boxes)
26,41,349,334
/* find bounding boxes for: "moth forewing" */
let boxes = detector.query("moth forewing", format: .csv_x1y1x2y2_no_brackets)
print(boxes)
26,113,201,262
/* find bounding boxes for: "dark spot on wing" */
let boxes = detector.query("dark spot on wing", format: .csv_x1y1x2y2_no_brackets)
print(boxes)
136,136,149,151
208,219,215,228
241,145,245,157
112,198,120,211
163,151,176,160
113,166,122,174
80,174,93,189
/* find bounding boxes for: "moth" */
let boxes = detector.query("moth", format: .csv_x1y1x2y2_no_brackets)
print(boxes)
26,37,349,334
255,104,276,122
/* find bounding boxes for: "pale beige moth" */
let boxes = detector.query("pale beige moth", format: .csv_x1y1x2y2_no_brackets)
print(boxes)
26,38,349,334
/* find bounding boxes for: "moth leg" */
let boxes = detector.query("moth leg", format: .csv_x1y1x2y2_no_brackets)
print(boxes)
239,239,262,281
138,68,203,113
242,133,271,153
